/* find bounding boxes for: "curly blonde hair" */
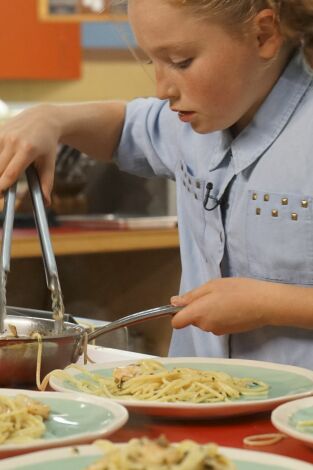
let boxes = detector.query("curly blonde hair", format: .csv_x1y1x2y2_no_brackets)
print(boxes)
166,1,313,65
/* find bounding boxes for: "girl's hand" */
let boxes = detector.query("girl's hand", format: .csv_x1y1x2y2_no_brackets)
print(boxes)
170,277,276,335
0,104,60,204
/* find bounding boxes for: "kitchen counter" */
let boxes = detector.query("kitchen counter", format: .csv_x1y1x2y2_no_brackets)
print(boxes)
5,226,179,258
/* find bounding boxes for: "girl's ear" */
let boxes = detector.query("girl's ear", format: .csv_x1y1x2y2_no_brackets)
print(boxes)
254,8,284,59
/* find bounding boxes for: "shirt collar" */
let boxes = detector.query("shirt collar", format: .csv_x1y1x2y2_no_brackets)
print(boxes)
208,52,313,173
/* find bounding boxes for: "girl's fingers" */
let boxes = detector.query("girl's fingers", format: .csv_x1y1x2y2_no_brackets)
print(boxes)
0,140,15,180
171,282,214,306
0,137,6,158
35,155,56,205
171,305,194,329
0,146,34,194
172,294,214,331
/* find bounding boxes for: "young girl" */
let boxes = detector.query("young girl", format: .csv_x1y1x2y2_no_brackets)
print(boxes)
0,0,313,368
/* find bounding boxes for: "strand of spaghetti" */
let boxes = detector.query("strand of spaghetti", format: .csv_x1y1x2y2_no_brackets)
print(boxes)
296,420,313,428
82,331,97,364
76,320,96,347
243,433,286,446
31,333,43,391
35,330,99,391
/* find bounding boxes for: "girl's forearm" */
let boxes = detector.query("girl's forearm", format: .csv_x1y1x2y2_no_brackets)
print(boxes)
266,282,313,329
50,101,126,161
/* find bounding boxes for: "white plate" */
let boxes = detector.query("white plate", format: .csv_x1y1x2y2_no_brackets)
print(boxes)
0,389,128,459
1,443,312,469
50,357,313,419
272,396,313,448
76,344,155,365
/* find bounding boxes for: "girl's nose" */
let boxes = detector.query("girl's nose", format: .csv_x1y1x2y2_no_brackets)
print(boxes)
155,68,178,101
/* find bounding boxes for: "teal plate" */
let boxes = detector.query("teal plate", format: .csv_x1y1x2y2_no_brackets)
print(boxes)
290,406,313,434
50,358,313,419
1,444,312,470
0,389,128,459
272,396,313,448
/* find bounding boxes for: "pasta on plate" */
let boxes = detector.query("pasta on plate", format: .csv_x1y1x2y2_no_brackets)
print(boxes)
0,394,50,444
87,436,236,470
51,359,269,403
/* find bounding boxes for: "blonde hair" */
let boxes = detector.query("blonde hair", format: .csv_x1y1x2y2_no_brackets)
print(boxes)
166,1,313,66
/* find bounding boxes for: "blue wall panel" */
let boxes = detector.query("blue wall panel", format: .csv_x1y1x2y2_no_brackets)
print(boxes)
82,22,136,48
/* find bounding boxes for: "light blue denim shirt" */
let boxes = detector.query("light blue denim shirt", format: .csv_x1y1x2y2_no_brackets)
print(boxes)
117,52,313,369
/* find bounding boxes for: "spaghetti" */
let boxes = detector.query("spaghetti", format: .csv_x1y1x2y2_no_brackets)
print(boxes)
88,436,236,470
243,433,285,446
0,394,50,444
296,419,313,432
50,359,269,403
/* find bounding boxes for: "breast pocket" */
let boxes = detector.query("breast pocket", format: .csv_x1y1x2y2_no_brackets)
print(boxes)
246,190,313,284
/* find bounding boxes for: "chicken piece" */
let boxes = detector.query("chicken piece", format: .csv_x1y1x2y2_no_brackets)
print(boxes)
113,363,143,387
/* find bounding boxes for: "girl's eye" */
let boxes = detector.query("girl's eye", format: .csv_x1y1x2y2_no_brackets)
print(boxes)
171,58,193,69
143,59,153,65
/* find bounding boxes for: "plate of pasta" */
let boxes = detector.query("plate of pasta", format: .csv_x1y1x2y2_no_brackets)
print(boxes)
1,438,312,469
49,357,313,418
0,389,128,458
271,396,313,448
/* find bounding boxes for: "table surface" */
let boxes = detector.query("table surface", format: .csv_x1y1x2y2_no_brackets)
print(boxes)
111,410,313,465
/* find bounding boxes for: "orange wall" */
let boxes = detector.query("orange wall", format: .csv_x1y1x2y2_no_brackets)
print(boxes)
0,0,81,79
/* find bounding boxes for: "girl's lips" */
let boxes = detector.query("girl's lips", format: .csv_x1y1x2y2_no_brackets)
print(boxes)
177,111,195,123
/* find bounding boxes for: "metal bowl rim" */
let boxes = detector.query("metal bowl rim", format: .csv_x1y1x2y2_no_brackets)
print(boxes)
2,314,85,341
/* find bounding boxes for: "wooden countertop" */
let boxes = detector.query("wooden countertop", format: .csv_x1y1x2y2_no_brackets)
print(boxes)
7,227,180,258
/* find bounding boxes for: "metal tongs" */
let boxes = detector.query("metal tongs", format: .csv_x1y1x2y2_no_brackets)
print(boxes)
0,165,64,335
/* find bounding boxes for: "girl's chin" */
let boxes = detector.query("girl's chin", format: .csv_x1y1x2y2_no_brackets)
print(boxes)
190,116,231,134
190,121,218,134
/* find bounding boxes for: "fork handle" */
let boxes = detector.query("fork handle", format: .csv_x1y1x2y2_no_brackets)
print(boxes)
87,304,181,342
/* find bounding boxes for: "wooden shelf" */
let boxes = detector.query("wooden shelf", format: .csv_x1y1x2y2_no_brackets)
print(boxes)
38,0,127,22
9,228,180,258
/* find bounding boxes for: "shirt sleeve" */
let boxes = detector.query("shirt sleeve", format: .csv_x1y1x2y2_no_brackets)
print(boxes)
116,97,181,179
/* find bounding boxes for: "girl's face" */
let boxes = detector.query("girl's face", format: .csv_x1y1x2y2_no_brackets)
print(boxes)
128,0,283,134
